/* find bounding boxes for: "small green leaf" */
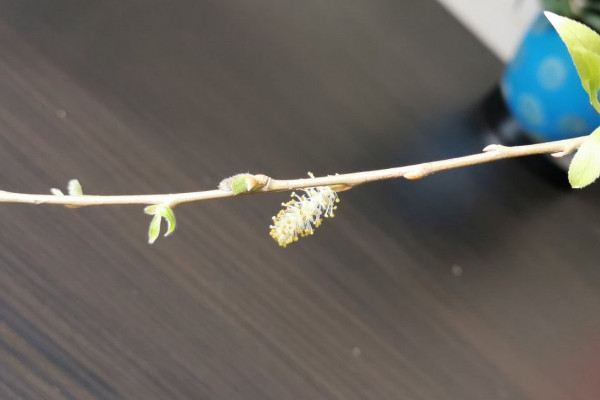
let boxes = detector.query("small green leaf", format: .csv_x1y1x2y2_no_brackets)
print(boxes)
546,12,600,114
67,179,83,196
50,188,64,196
219,173,265,193
569,127,600,188
144,203,177,243
230,174,263,194
231,176,250,194
158,205,176,236
148,213,162,244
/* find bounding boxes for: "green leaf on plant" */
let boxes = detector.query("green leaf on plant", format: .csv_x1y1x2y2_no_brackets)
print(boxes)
145,203,177,243
50,188,64,196
569,127,600,188
546,11,600,114
158,205,176,236
231,175,251,194
67,179,83,196
148,213,162,244
219,173,264,193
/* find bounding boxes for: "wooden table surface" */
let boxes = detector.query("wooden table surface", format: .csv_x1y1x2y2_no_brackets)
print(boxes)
1,1,600,399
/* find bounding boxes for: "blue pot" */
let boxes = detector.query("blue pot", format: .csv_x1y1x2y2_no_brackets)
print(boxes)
501,14,600,141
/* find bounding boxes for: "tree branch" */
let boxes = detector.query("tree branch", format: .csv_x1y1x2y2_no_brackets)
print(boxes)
0,135,587,208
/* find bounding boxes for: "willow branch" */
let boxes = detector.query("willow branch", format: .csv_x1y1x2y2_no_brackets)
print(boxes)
0,136,587,208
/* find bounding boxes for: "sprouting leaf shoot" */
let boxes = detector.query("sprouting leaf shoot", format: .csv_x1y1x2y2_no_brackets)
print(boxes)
158,205,176,236
219,173,263,194
144,203,177,243
67,179,83,196
569,127,600,188
147,213,162,244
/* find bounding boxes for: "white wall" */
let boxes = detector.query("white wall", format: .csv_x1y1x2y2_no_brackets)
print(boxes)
436,0,541,62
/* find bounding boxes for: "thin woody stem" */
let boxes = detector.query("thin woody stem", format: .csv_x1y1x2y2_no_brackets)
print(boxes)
0,136,587,208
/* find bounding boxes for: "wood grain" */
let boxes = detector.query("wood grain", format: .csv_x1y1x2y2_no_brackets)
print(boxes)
0,1,599,399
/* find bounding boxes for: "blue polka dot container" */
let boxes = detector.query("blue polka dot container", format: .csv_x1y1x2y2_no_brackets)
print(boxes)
501,13,600,141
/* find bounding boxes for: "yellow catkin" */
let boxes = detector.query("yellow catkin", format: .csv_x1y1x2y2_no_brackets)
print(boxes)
269,184,339,247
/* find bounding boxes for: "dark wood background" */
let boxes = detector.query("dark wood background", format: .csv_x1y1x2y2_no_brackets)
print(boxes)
1,1,599,399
